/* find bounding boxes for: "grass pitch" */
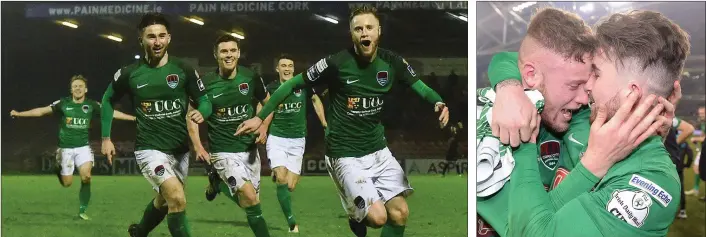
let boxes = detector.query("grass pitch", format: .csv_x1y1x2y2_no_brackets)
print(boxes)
2,175,468,237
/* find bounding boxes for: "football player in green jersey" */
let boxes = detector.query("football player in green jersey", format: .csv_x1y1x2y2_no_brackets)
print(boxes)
10,75,135,220
236,5,449,237
263,54,327,233
186,34,272,237
686,106,705,197
100,13,212,237
500,10,689,236
478,8,679,237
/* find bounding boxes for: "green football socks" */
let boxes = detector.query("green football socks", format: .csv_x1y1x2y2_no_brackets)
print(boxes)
276,184,297,228
78,182,90,214
138,199,168,235
245,204,270,237
167,211,191,237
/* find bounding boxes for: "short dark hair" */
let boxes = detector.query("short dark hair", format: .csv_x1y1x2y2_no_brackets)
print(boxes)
525,7,598,63
595,10,690,97
349,5,380,23
69,75,87,87
213,34,239,53
137,13,170,34
275,54,294,67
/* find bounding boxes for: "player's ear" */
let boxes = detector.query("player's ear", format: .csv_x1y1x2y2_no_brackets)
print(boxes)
521,62,539,88
626,81,643,99
166,34,171,44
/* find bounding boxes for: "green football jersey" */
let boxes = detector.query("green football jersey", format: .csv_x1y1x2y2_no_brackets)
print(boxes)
477,51,595,236
50,97,101,148
508,136,680,237
266,80,311,139
203,67,267,153
300,48,420,158
487,51,592,189
109,56,206,154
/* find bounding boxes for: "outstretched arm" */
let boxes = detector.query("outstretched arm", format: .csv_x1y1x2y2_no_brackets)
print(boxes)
113,110,135,121
10,106,53,118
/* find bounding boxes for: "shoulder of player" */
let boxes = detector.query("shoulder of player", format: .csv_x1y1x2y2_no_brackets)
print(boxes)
168,56,200,76
376,47,399,60
266,79,280,89
114,61,142,81
237,65,257,79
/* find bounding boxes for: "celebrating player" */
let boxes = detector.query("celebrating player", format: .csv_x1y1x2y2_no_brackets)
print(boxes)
504,10,689,236
100,13,212,237
235,6,449,237
478,8,679,236
686,106,705,197
187,34,272,237
264,54,327,233
9,75,135,220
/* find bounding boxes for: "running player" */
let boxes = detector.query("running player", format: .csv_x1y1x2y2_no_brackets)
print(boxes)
505,10,689,236
264,54,327,233
187,34,272,237
9,75,135,220
100,13,212,237
236,6,449,237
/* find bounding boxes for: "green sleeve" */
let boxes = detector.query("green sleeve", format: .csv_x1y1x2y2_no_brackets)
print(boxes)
101,85,117,138
509,143,679,237
410,80,443,104
49,99,63,115
253,75,268,102
302,57,337,86
92,100,102,118
487,52,521,89
392,55,420,86
101,68,130,138
184,65,207,103
547,162,599,210
195,94,212,119
257,74,307,120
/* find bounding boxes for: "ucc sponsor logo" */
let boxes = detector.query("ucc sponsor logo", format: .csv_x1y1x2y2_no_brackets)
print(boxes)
347,97,384,110
277,102,303,113
66,117,89,126
140,99,183,114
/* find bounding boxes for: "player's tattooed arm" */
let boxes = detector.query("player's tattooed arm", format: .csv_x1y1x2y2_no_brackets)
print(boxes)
488,52,539,147
311,94,327,128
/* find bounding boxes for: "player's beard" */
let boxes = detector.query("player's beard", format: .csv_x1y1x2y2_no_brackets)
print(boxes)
589,93,621,123
538,84,569,133
146,44,169,63
355,38,379,60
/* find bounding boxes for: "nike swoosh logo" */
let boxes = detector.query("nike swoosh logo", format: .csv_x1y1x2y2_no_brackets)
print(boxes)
346,79,359,84
568,133,585,146
137,84,149,89
213,93,224,98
